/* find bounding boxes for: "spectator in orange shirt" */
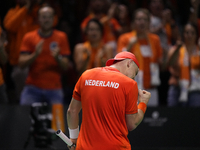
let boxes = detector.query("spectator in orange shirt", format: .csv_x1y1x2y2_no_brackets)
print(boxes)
3,0,58,103
117,8,162,106
18,6,71,105
81,0,122,54
167,22,200,107
0,27,8,104
67,51,151,150
74,18,114,76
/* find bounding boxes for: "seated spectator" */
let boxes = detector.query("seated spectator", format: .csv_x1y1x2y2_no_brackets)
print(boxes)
18,6,71,105
117,8,163,106
167,22,200,107
74,18,114,76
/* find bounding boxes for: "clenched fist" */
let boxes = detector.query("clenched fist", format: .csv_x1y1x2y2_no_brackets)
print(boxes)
138,89,151,105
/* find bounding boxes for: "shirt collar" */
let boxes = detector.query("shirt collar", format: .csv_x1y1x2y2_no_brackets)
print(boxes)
103,66,120,73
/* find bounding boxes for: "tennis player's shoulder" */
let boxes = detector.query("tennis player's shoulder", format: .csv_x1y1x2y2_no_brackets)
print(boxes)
82,67,100,75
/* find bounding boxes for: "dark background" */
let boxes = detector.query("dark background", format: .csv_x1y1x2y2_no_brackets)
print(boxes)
0,105,200,150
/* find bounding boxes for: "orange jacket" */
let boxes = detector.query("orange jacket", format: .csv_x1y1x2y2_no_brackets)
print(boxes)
117,31,162,89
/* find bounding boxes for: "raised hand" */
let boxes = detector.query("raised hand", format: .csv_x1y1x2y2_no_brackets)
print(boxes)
35,40,44,56
50,45,60,59
138,89,151,104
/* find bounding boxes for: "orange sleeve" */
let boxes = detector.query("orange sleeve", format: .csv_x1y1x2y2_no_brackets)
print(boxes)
20,33,33,53
110,18,121,31
125,81,138,114
72,75,82,101
3,6,28,32
117,34,129,52
59,33,71,56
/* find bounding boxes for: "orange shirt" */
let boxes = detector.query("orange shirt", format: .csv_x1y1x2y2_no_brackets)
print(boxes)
81,14,121,43
117,31,162,89
83,41,104,69
73,67,138,150
20,29,70,89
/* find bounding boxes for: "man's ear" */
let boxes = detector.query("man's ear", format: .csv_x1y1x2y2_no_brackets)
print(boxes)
127,59,132,68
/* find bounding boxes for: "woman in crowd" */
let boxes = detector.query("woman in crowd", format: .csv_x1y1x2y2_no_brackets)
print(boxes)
167,22,200,107
74,18,114,76
117,8,163,106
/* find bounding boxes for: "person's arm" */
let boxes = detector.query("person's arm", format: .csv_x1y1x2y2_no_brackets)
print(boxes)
166,41,182,67
51,46,71,71
67,98,82,146
73,44,90,75
96,44,114,67
3,2,31,32
126,89,151,131
100,3,118,25
126,36,137,52
18,40,44,69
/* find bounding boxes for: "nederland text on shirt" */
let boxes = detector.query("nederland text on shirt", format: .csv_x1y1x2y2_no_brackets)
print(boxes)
85,79,119,89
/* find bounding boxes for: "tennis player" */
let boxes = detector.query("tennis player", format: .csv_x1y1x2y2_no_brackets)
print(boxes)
67,51,151,150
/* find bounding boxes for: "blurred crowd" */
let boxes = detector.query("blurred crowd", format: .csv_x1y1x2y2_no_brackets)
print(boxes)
0,0,200,107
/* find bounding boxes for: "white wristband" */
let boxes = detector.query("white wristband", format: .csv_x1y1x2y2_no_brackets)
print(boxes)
69,126,79,139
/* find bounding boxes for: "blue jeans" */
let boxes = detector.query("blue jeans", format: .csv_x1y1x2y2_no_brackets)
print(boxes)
188,91,200,107
168,85,200,107
167,85,180,107
20,85,64,105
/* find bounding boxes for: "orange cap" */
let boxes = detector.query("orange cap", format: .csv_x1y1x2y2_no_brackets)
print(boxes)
106,52,139,68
